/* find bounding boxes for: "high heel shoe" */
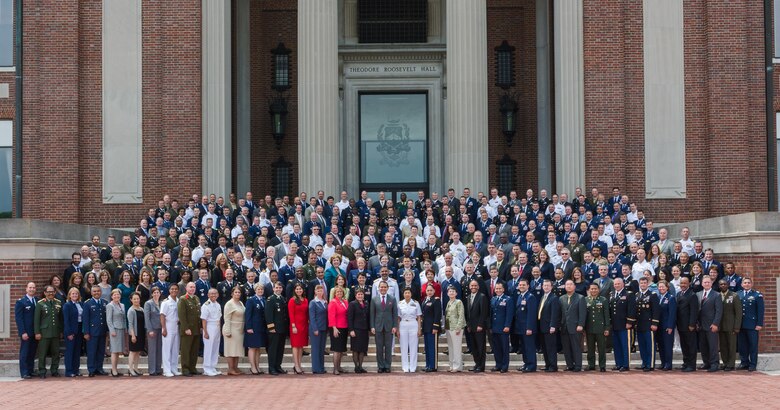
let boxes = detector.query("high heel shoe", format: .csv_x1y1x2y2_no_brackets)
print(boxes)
294,367,304,375
111,370,120,377
332,368,340,375
250,369,260,375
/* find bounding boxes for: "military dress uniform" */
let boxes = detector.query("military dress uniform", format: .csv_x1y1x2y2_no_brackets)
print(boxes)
737,289,764,371
717,290,742,370
34,297,63,377
177,294,201,376
490,293,514,372
195,278,211,304
656,291,677,370
635,290,660,370
420,296,442,371
265,293,290,374
609,289,636,371
14,294,37,378
585,295,611,371
513,291,538,372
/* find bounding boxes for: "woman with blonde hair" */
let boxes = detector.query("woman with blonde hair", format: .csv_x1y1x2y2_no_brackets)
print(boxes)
106,289,126,377
62,287,83,377
327,286,349,375
222,286,246,375
444,285,466,372
126,292,145,376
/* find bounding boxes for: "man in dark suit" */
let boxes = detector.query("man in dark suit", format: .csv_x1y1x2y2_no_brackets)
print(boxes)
555,250,577,281
717,279,742,371
370,281,398,373
537,280,560,372
15,282,38,379
697,276,723,372
465,279,489,372
559,279,587,371
675,277,700,372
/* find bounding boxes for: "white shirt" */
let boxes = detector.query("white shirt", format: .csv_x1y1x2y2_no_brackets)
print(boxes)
160,296,179,326
398,299,422,321
488,196,502,209
449,242,468,265
544,242,559,260
202,212,218,228
631,260,653,281
435,265,464,284
199,300,222,322
322,244,336,260
598,234,614,247
680,238,695,256
423,225,441,239
403,235,424,250
335,200,350,212
309,234,324,248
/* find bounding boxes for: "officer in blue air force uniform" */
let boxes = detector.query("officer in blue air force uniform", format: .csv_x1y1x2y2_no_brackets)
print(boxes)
489,282,514,373
737,277,764,371
513,279,538,372
15,282,38,379
635,277,660,371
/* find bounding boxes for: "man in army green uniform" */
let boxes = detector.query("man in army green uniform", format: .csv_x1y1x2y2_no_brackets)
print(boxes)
718,279,742,371
301,251,318,282
34,285,63,378
178,282,202,376
585,283,611,372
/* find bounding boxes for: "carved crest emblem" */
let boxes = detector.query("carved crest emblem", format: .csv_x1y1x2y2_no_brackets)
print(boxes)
376,120,411,167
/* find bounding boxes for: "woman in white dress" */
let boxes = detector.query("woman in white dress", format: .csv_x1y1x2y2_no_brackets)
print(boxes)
397,288,422,372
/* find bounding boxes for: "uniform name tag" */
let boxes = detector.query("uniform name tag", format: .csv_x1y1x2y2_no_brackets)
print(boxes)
620,296,626,300
499,301,506,306
521,300,526,306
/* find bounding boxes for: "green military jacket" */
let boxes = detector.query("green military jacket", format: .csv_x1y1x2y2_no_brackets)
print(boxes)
177,294,201,335
585,295,611,334
34,298,62,338
720,290,743,332
302,263,317,282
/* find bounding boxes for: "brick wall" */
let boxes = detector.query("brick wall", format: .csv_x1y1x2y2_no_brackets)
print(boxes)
583,0,769,222
0,260,68,360
486,0,538,194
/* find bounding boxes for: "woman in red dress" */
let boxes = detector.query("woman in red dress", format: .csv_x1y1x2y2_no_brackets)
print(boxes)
288,283,309,374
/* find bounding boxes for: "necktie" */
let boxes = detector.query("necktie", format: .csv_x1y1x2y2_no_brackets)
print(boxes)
538,294,547,320
491,280,495,296
382,296,386,308
703,291,708,301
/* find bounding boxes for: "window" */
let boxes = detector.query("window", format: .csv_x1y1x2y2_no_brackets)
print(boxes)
271,43,291,91
0,121,11,217
495,41,516,89
272,157,293,199
496,154,516,196
0,0,12,66
358,0,427,44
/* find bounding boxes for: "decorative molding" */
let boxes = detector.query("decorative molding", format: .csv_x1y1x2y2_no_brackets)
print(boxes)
102,0,143,204
643,0,686,199
0,284,9,338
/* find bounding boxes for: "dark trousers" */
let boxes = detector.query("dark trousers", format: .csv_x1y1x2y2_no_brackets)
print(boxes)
86,334,106,373
423,332,438,370
656,329,674,369
586,332,606,369
561,331,582,370
310,329,327,373
37,337,60,374
491,332,510,370
738,329,759,369
375,329,393,370
268,332,287,371
64,330,83,376
19,337,37,377
698,329,719,369
612,329,629,369
464,328,473,352
678,328,698,369
180,333,200,374
510,333,520,354
467,329,486,369
521,332,537,370
718,331,737,368
541,332,557,370
636,330,655,369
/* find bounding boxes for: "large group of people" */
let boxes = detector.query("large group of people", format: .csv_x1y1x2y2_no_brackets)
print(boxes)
13,186,766,378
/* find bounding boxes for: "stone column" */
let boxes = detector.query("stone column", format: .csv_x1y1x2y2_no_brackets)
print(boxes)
202,0,231,198
553,0,585,196
445,0,488,194
236,0,251,197
536,0,553,193
298,0,340,197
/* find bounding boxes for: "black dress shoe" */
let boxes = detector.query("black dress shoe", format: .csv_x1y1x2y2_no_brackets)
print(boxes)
707,368,719,372
681,367,694,372
429,368,437,372
748,368,756,372
697,364,709,370
21,375,31,379
277,368,288,374
586,366,595,371
737,364,749,370
464,350,472,355
39,374,46,379
572,368,582,372
544,368,557,373
490,367,500,372
88,373,95,377
643,368,654,372
269,371,279,376
473,368,484,373
723,367,734,372
619,367,629,372
182,373,193,377
611,366,621,371
500,369,508,373
600,368,606,372
302,350,310,356
522,368,536,373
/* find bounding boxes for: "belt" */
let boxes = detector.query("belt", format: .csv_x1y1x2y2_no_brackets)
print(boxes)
402,319,415,322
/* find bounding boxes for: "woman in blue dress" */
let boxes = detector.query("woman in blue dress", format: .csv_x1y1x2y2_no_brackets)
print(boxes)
244,283,268,375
